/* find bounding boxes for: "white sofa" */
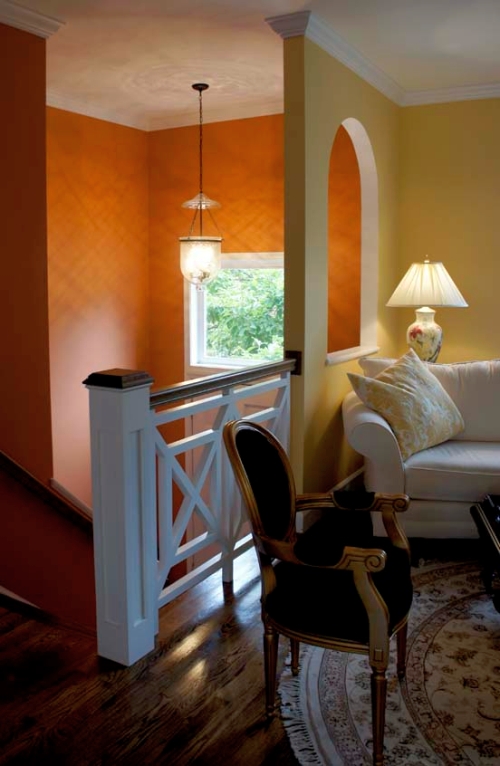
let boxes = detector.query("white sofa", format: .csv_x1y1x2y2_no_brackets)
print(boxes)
342,356,500,538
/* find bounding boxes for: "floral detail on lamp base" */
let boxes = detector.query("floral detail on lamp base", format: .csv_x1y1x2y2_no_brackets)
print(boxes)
406,307,443,362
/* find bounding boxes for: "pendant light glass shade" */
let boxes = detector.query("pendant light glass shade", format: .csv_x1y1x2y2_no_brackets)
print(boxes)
179,236,221,288
179,83,222,289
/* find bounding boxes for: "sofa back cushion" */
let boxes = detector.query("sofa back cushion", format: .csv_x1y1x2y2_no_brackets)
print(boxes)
359,356,500,441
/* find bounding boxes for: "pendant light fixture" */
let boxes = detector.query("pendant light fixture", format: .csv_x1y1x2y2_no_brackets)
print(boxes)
179,83,222,289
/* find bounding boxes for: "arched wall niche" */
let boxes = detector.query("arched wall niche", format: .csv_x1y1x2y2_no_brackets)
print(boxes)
327,117,379,364
327,125,361,352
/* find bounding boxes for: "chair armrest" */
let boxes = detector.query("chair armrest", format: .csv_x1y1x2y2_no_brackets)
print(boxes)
259,534,387,572
372,495,411,556
335,545,390,665
295,490,411,555
331,491,411,556
342,391,405,493
332,545,386,573
295,492,336,512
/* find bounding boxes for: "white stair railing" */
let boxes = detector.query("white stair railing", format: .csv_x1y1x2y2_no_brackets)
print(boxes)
85,360,294,666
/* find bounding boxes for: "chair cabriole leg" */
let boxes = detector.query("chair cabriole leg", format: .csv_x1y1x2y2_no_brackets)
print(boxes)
263,622,279,716
396,622,408,680
371,667,387,766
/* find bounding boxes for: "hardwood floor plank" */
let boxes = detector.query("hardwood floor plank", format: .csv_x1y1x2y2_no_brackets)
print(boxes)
0,551,298,765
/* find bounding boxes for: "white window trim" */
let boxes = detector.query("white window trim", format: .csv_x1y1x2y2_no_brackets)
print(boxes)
185,252,284,379
326,345,380,366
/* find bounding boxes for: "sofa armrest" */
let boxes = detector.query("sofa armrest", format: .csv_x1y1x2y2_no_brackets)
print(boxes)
342,390,405,494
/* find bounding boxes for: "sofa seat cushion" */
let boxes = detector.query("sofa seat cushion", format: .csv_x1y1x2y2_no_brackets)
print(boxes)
405,440,500,502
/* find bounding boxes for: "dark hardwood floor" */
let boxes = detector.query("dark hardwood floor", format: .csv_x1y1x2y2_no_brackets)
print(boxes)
1,538,481,765
0,550,299,766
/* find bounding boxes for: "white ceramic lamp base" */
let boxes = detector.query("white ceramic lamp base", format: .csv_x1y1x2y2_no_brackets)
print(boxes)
406,307,443,362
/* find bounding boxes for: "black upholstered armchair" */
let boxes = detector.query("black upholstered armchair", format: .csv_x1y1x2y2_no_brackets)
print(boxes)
223,419,413,766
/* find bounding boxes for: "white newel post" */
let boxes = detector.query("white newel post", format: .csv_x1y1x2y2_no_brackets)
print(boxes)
84,369,156,666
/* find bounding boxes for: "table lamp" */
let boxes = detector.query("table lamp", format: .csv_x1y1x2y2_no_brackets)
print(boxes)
386,258,468,362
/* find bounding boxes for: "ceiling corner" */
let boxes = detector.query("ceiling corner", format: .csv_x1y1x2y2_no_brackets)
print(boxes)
0,0,64,38
265,10,311,39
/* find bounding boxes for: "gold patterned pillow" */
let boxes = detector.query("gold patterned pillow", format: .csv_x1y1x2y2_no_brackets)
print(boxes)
347,348,464,460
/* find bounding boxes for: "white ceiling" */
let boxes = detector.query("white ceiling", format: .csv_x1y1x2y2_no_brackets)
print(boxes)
4,0,500,130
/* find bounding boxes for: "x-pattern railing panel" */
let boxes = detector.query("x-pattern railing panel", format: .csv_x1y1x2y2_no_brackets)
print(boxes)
87,360,294,666
151,369,291,607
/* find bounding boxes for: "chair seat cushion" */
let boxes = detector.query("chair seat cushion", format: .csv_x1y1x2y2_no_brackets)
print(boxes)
266,515,412,644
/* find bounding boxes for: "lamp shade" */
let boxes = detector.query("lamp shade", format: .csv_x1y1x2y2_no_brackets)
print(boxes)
180,236,222,289
386,260,468,308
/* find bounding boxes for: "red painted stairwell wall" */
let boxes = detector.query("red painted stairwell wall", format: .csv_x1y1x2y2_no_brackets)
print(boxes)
0,24,95,628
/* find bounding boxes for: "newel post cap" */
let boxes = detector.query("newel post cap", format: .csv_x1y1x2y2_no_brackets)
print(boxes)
83,369,154,389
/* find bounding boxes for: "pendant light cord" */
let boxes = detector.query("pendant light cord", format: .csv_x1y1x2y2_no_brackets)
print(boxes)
186,82,222,240
198,87,203,235
199,87,203,198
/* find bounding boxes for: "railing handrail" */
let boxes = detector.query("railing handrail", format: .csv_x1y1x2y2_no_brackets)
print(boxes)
150,358,295,408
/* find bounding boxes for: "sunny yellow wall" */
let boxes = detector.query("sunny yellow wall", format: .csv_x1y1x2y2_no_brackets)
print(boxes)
398,100,500,362
284,37,400,491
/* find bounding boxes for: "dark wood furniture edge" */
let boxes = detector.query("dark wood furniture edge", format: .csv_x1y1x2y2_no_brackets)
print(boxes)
0,449,93,534
470,499,500,611
472,504,500,553
470,501,500,558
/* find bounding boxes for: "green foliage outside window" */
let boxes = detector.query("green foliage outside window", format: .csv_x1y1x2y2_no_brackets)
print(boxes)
205,269,284,361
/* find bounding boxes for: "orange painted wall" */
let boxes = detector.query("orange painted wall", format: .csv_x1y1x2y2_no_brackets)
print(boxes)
47,108,150,505
327,125,361,352
0,469,95,629
148,114,284,388
0,24,53,482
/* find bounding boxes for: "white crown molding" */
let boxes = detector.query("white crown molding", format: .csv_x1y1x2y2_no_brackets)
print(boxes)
47,90,283,133
265,10,311,38
267,11,405,105
265,10,500,107
147,97,283,131
46,91,150,131
306,13,405,105
403,81,500,106
0,0,64,38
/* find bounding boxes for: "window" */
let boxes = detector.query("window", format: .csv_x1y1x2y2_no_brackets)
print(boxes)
186,253,284,375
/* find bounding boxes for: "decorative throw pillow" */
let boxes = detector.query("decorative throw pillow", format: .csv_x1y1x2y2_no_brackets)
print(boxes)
358,356,395,378
347,348,464,460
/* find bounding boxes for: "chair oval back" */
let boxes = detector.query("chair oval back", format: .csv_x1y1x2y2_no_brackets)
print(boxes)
223,420,296,543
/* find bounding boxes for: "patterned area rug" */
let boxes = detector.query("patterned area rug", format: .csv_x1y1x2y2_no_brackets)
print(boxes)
279,561,500,765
